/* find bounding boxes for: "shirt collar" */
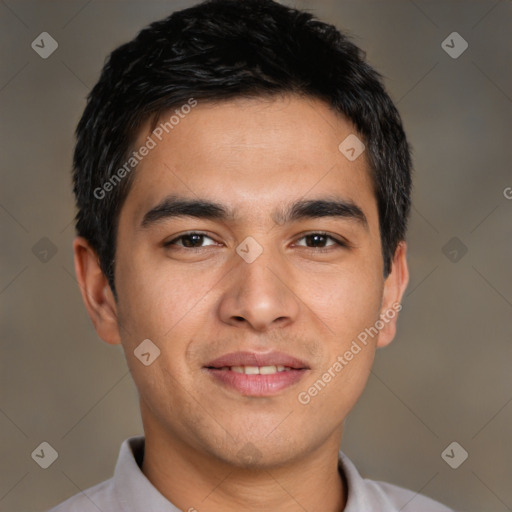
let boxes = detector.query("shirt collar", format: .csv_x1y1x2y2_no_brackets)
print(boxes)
113,436,181,511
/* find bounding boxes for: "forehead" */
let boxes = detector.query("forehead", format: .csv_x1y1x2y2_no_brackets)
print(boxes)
122,94,377,228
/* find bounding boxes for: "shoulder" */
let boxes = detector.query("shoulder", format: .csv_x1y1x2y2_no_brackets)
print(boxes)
365,479,455,512
46,478,116,512
46,436,146,512
339,450,455,512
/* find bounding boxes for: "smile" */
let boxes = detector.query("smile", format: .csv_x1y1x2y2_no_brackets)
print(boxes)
204,366,308,396
218,365,293,375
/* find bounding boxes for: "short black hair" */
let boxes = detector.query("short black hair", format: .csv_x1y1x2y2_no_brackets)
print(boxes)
73,0,412,298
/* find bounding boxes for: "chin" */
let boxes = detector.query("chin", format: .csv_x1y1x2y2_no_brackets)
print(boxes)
206,436,305,471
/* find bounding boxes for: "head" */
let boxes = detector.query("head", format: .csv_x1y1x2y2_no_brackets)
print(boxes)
73,0,411,469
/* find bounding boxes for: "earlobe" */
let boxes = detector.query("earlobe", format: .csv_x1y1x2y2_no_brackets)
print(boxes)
376,241,409,348
73,236,122,345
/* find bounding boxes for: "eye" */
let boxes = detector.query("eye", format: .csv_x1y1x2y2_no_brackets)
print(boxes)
295,232,347,251
163,231,348,252
164,232,217,249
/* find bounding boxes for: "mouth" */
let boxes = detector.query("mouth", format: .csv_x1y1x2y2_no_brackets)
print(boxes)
211,364,297,374
203,351,310,396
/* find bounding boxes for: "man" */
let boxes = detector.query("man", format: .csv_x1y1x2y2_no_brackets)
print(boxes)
49,0,454,510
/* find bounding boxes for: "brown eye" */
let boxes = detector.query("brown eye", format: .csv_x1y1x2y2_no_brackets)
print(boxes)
165,232,216,248
295,232,346,250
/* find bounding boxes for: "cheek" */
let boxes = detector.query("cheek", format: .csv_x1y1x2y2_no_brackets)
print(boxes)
296,284,380,421
115,251,211,340
299,262,383,343
293,263,382,411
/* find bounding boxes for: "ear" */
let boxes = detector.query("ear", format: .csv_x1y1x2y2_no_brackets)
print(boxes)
73,236,121,345
376,241,409,348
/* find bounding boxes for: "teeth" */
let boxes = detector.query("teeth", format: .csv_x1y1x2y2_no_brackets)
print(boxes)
226,365,291,374
259,365,277,375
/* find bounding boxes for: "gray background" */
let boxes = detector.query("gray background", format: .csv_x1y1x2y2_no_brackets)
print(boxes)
0,1,511,511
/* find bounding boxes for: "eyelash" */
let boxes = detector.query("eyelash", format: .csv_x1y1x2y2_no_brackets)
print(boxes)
164,231,348,253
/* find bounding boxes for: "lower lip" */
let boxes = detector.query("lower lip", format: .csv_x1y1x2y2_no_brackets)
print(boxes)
204,368,308,396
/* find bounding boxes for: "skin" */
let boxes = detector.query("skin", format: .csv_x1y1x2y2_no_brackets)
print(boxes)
74,94,409,512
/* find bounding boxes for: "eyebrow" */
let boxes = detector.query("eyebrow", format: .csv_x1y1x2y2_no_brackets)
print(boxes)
140,194,368,229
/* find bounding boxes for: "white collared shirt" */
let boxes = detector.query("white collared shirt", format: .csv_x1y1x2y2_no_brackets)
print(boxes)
47,436,454,511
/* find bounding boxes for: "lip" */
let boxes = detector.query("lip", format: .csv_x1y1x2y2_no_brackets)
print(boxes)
205,351,310,370
203,351,310,397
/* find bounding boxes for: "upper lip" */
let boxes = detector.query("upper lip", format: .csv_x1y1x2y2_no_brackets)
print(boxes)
205,351,310,370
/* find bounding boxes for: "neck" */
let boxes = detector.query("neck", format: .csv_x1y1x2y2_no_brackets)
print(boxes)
141,419,347,512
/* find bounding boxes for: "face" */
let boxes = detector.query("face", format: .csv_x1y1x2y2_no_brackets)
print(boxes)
77,94,408,469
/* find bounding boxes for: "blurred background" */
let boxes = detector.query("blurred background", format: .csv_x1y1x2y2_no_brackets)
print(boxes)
0,1,511,511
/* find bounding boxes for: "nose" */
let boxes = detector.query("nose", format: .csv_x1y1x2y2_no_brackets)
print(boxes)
217,245,301,332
